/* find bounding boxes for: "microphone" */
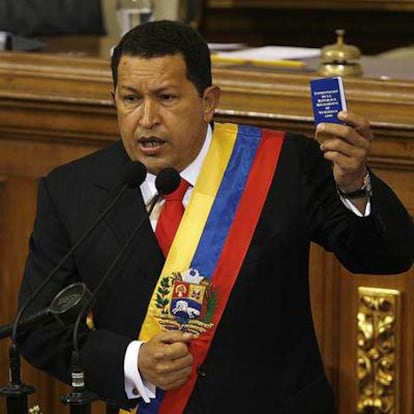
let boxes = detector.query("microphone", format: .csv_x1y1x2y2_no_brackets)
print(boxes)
0,283,91,341
142,166,182,215
155,167,181,197
65,167,181,413
0,161,146,414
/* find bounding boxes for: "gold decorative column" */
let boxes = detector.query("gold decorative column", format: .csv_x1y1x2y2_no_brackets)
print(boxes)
357,287,401,414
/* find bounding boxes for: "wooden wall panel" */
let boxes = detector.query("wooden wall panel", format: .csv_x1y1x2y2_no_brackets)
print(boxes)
203,1,414,54
0,177,7,388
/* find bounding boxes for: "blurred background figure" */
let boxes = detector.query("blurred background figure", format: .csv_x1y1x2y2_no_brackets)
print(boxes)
0,0,105,37
0,0,105,50
0,0,204,51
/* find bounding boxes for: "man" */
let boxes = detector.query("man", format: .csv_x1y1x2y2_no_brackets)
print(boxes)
18,20,414,413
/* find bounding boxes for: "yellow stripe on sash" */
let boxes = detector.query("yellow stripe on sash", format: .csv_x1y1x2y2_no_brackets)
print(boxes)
139,123,238,342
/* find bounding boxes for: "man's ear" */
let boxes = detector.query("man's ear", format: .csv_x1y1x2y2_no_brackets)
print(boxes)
202,85,221,123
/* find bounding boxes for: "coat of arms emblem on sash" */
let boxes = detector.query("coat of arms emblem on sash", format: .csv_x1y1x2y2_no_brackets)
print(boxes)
153,268,215,335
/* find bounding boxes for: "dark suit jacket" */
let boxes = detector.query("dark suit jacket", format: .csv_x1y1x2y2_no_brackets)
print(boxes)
18,128,414,413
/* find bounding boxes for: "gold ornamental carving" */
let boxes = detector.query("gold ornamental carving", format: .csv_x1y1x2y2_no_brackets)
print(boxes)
357,287,401,414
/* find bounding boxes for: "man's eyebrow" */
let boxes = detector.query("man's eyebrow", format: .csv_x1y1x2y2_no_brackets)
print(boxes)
119,85,139,93
153,85,177,93
119,85,177,94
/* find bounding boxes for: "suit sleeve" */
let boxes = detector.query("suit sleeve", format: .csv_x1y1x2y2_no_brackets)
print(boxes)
18,176,134,409
301,135,414,274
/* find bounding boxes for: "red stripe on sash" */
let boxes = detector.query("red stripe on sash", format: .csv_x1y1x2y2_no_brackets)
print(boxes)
159,130,284,413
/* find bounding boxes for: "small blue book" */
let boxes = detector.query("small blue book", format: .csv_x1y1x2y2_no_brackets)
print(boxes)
310,76,347,125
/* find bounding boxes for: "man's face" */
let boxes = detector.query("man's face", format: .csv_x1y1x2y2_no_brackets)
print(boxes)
112,53,219,174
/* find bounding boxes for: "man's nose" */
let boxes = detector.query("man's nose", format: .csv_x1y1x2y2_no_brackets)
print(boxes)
139,99,159,128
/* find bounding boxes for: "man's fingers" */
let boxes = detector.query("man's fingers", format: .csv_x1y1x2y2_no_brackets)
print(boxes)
338,111,373,141
158,330,194,344
155,353,193,376
143,337,194,390
154,340,193,361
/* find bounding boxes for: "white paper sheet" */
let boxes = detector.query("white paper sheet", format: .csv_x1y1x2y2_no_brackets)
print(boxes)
215,45,320,60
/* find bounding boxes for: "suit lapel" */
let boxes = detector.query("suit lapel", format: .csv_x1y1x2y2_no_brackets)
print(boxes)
90,142,164,279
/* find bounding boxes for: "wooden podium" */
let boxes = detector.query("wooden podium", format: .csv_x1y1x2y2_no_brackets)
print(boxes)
0,44,413,413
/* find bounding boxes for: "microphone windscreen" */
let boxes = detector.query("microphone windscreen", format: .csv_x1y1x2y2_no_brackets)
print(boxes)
155,167,181,195
122,161,147,188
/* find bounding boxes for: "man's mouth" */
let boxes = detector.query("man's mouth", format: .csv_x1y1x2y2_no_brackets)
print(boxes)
137,137,166,154
138,137,165,148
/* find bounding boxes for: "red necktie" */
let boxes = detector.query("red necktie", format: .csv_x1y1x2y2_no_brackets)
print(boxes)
155,178,189,256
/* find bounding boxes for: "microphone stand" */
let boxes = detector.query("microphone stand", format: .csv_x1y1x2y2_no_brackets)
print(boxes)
0,344,35,414
0,283,93,414
60,351,98,414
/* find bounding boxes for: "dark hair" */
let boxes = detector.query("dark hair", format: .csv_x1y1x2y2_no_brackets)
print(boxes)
111,20,212,96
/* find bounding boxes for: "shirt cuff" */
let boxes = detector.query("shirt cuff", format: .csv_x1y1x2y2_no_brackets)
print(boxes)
340,196,371,217
124,340,156,402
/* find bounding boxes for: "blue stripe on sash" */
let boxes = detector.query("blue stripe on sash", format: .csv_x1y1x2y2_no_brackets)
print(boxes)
138,389,163,414
191,124,262,278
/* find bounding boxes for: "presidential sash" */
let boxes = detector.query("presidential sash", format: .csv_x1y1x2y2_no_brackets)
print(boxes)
125,123,284,413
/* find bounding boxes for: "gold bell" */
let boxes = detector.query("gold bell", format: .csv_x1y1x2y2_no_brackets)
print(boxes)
318,29,363,77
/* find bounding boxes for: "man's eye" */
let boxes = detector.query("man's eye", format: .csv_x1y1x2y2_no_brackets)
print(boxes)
123,95,139,103
160,94,175,101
